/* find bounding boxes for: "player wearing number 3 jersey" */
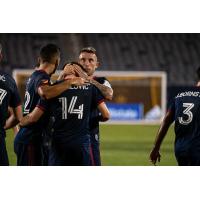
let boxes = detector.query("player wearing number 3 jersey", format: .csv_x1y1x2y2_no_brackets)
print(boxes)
150,67,200,166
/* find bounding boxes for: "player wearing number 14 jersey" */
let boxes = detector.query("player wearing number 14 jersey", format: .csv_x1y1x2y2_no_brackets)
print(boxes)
46,70,110,165
150,67,200,166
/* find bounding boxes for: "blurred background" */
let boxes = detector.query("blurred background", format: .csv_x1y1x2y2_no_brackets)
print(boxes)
1,33,200,85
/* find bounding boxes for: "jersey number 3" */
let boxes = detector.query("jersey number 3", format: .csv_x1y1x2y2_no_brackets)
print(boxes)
59,96,84,119
178,103,194,125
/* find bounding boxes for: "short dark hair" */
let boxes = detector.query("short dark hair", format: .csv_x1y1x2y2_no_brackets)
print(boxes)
79,46,97,55
62,61,84,70
40,44,60,63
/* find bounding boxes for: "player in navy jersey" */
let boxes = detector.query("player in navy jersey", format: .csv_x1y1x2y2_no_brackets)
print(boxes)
14,44,86,166
0,43,23,166
48,79,109,166
58,48,113,165
150,67,200,166
78,47,113,166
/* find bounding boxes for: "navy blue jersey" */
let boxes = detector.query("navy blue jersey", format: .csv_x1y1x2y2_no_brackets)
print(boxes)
169,87,200,153
43,83,104,143
16,70,50,143
89,77,112,136
0,71,21,135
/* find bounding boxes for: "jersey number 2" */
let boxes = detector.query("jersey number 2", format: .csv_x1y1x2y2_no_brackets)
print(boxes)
178,103,194,125
24,91,30,114
59,96,84,119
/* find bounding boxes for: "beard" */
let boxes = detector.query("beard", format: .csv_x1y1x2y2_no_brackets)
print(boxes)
49,62,59,77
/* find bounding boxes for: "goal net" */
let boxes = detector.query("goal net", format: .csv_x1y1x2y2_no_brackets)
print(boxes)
13,70,167,124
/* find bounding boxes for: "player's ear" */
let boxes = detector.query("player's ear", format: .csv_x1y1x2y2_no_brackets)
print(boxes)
96,61,100,69
38,57,41,64
56,57,60,66
55,59,59,68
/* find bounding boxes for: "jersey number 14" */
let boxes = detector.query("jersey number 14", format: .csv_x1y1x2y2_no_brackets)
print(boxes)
59,96,84,119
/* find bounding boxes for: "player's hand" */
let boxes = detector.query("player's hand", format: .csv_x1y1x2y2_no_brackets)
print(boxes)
57,70,67,81
67,77,89,86
149,148,161,165
72,64,88,79
58,64,76,80
58,63,88,80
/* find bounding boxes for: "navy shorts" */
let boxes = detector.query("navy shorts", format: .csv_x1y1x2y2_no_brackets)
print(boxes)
90,133,101,166
0,134,9,166
14,136,43,166
49,135,92,166
175,150,200,166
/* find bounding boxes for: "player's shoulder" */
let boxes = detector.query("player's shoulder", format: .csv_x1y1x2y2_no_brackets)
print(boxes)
93,76,107,84
31,70,50,85
33,70,49,78
94,76,112,89
0,70,16,84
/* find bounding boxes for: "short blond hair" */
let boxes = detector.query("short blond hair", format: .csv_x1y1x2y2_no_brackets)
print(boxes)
79,47,97,55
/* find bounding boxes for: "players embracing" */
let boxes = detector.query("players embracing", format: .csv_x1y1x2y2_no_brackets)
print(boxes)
15,45,112,166
58,47,113,165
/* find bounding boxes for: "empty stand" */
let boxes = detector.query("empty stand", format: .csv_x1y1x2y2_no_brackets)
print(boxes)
1,33,200,86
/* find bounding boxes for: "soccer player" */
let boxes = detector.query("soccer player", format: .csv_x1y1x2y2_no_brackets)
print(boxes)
49,74,110,165
0,43,23,166
58,48,113,165
14,44,86,166
78,47,113,166
150,67,200,166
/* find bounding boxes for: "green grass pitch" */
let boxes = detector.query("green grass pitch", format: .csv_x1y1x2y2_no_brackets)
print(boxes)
6,124,177,166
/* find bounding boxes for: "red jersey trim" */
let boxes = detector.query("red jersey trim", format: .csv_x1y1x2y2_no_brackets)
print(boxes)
97,99,105,105
36,105,46,111
12,103,22,108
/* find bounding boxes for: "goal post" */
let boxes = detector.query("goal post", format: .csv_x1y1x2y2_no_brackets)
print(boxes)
13,69,167,125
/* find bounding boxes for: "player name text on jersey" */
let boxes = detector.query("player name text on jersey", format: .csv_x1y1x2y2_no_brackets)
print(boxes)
176,91,200,98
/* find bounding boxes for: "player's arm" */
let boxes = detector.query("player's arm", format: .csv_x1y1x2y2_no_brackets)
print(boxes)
13,125,20,136
38,77,87,100
97,102,110,122
19,107,44,127
4,105,23,130
89,78,113,101
149,109,174,165
4,75,23,130
57,63,113,101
